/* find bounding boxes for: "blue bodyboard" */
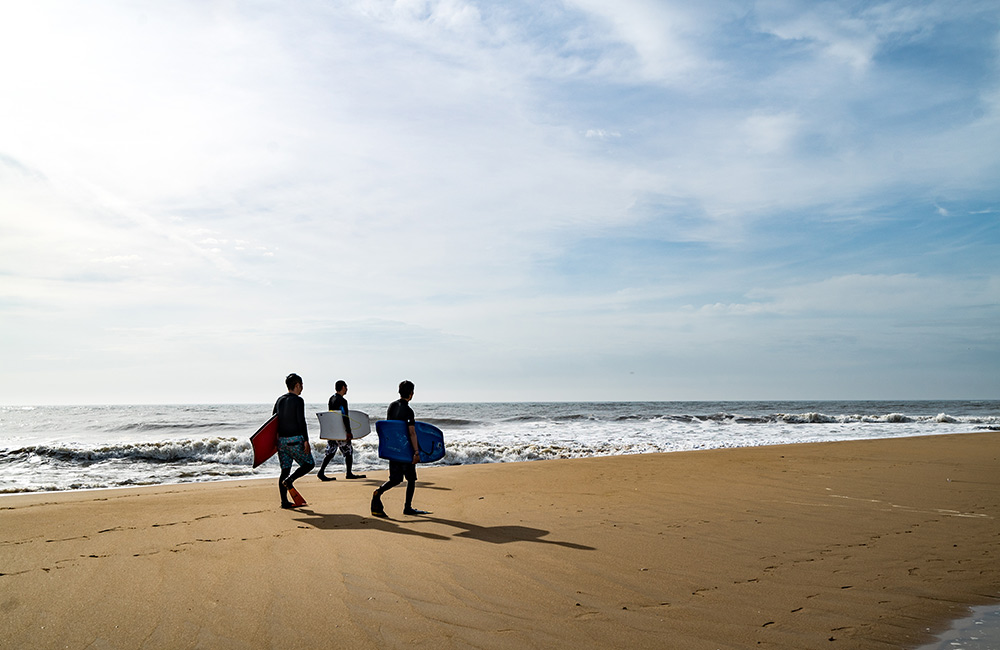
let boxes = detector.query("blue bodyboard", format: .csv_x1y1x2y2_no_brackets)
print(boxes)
375,420,446,463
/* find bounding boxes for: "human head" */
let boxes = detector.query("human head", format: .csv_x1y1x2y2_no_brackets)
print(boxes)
398,380,414,399
285,373,303,391
335,379,347,394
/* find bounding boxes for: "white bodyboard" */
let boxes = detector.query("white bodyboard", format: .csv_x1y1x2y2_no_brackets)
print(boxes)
317,410,371,440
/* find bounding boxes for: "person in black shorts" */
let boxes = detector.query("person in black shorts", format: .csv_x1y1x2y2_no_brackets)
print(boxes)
273,373,315,508
318,380,366,481
370,380,427,517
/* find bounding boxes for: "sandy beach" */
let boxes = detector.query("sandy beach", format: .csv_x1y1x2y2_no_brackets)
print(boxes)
2,432,998,649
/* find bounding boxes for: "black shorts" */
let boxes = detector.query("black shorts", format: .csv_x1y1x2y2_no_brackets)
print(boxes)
388,460,417,483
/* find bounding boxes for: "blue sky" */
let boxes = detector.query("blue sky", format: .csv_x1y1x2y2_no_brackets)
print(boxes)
1,0,997,404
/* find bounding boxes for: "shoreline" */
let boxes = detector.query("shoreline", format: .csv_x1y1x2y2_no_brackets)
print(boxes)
3,432,998,649
4,400,996,495
3,427,998,498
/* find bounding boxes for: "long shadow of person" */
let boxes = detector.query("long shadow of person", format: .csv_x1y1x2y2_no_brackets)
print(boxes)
418,515,595,550
290,509,451,541
291,510,592,548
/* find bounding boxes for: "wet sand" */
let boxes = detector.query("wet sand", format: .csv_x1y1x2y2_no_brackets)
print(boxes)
2,432,998,649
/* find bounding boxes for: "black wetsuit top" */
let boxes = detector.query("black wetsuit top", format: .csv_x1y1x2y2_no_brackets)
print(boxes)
328,393,352,435
273,392,308,439
387,399,415,426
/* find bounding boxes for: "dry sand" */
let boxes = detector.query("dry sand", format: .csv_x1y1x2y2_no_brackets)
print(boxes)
2,432,998,649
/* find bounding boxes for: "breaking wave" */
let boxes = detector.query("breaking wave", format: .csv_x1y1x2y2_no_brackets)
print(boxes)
1,400,996,493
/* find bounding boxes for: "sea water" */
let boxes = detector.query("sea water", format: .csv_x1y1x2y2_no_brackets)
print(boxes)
0,400,996,494
917,604,1000,650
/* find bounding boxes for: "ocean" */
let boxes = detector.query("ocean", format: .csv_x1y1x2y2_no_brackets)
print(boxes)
1,400,997,494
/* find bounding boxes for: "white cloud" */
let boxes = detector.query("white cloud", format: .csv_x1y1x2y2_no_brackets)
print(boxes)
585,129,622,139
754,0,980,73
561,0,705,82
0,0,997,403
746,274,1000,315
755,1,888,72
91,254,142,266
741,112,803,154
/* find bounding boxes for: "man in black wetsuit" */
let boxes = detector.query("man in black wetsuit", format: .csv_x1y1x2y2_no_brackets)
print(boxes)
318,380,366,481
273,373,315,508
370,380,427,517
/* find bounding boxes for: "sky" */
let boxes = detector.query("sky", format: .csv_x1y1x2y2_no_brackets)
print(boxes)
1,0,998,405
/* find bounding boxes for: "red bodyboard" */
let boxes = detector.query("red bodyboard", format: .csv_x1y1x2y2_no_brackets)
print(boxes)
251,415,279,468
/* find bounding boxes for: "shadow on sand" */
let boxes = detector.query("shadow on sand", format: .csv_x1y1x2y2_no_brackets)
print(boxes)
291,510,593,550
291,510,451,541
421,515,594,550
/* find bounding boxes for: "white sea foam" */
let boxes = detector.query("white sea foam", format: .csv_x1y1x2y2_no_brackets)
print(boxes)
0,401,997,493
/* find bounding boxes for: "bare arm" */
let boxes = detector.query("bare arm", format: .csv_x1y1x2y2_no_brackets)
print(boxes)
408,425,419,463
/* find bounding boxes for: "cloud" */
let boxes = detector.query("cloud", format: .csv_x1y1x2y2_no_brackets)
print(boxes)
585,129,622,139
756,1,879,71
0,0,997,403
744,274,1000,316
753,0,958,72
740,111,803,154
560,0,705,82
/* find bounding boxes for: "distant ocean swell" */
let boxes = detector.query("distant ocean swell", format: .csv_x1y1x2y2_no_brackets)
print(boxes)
103,421,248,433
707,412,980,425
13,411,990,433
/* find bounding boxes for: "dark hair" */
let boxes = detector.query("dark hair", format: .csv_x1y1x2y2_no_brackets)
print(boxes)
398,380,415,398
335,380,347,391
285,373,303,390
